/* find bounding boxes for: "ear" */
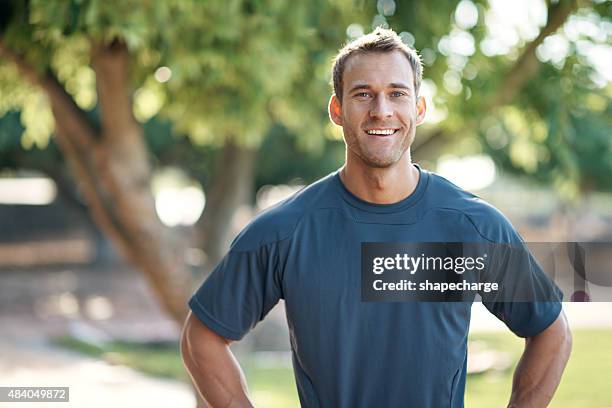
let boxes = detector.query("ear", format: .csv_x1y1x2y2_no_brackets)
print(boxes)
328,94,343,127
415,95,427,126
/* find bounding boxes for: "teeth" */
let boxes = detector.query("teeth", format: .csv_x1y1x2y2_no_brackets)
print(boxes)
366,129,396,135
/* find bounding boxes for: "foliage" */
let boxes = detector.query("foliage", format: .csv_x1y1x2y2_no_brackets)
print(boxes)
0,0,362,149
0,0,610,197
387,0,612,196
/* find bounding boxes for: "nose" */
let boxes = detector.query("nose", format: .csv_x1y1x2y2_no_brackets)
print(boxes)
370,94,393,119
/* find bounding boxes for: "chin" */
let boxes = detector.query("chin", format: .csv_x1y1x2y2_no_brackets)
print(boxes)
360,155,401,169
347,142,408,169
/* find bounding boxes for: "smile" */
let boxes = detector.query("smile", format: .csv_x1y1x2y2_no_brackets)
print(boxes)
365,128,399,136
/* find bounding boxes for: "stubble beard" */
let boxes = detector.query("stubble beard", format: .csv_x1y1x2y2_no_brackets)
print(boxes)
344,125,415,169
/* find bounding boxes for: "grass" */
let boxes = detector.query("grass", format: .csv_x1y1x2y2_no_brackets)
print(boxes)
465,330,612,408
55,329,612,407
54,337,190,382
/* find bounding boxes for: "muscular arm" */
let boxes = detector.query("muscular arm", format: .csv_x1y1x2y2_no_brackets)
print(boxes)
180,311,254,408
507,311,572,408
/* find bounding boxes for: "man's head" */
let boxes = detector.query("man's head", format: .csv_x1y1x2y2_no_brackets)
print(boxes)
332,28,423,103
329,28,426,168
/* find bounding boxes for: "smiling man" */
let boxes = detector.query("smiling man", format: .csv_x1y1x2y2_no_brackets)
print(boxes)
181,28,572,408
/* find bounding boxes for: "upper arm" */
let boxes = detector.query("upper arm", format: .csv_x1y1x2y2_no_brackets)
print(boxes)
188,241,286,341
181,311,233,361
526,310,572,346
480,240,564,338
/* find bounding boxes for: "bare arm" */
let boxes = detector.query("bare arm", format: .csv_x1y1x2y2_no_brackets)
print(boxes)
507,311,572,408
181,311,254,408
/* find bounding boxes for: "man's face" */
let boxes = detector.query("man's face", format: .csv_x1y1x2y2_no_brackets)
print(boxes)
329,51,426,168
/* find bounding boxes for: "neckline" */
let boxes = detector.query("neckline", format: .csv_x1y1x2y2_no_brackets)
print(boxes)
333,164,429,214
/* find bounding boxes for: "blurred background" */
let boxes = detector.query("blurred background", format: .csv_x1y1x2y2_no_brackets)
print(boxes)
0,0,610,406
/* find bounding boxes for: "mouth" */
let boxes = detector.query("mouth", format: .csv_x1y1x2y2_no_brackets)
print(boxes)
364,128,400,137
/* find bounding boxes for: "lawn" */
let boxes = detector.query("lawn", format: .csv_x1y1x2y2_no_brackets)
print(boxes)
465,330,612,408
55,329,612,407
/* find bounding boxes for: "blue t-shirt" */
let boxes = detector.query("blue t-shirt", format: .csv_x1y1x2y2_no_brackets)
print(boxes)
189,165,561,408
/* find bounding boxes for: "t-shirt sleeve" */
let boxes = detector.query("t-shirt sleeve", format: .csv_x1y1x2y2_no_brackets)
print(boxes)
475,212,563,338
483,299,562,338
188,240,285,341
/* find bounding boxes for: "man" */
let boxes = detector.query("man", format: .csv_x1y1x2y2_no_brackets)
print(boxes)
181,28,572,407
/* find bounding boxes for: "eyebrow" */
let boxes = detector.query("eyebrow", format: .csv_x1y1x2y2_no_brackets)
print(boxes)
348,82,413,94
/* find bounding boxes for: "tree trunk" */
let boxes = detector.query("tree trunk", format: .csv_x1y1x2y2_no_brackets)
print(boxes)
196,140,256,272
3,34,256,408
0,40,192,324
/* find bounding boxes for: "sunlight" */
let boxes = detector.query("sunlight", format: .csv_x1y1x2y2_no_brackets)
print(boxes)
0,177,57,205
153,168,206,227
437,154,496,191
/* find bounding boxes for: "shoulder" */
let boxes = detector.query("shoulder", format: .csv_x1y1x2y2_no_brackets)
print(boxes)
229,172,338,252
425,171,522,243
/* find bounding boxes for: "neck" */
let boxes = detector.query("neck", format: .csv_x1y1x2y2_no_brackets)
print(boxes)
340,150,420,204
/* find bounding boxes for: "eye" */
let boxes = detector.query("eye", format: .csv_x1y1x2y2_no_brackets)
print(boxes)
391,91,407,97
355,92,371,98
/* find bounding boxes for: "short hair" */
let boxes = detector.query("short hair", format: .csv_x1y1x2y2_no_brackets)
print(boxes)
331,27,423,102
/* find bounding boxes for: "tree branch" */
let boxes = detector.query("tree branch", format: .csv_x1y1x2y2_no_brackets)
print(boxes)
88,38,164,255
90,39,152,192
89,39,192,322
0,39,154,267
491,0,579,108
0,40,129,244
1,38,191,322
413,0,579,160
91,39,142,144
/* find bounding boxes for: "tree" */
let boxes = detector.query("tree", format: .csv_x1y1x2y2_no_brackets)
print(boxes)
388,0,611,198
1,0,609,327
0,0,364,325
